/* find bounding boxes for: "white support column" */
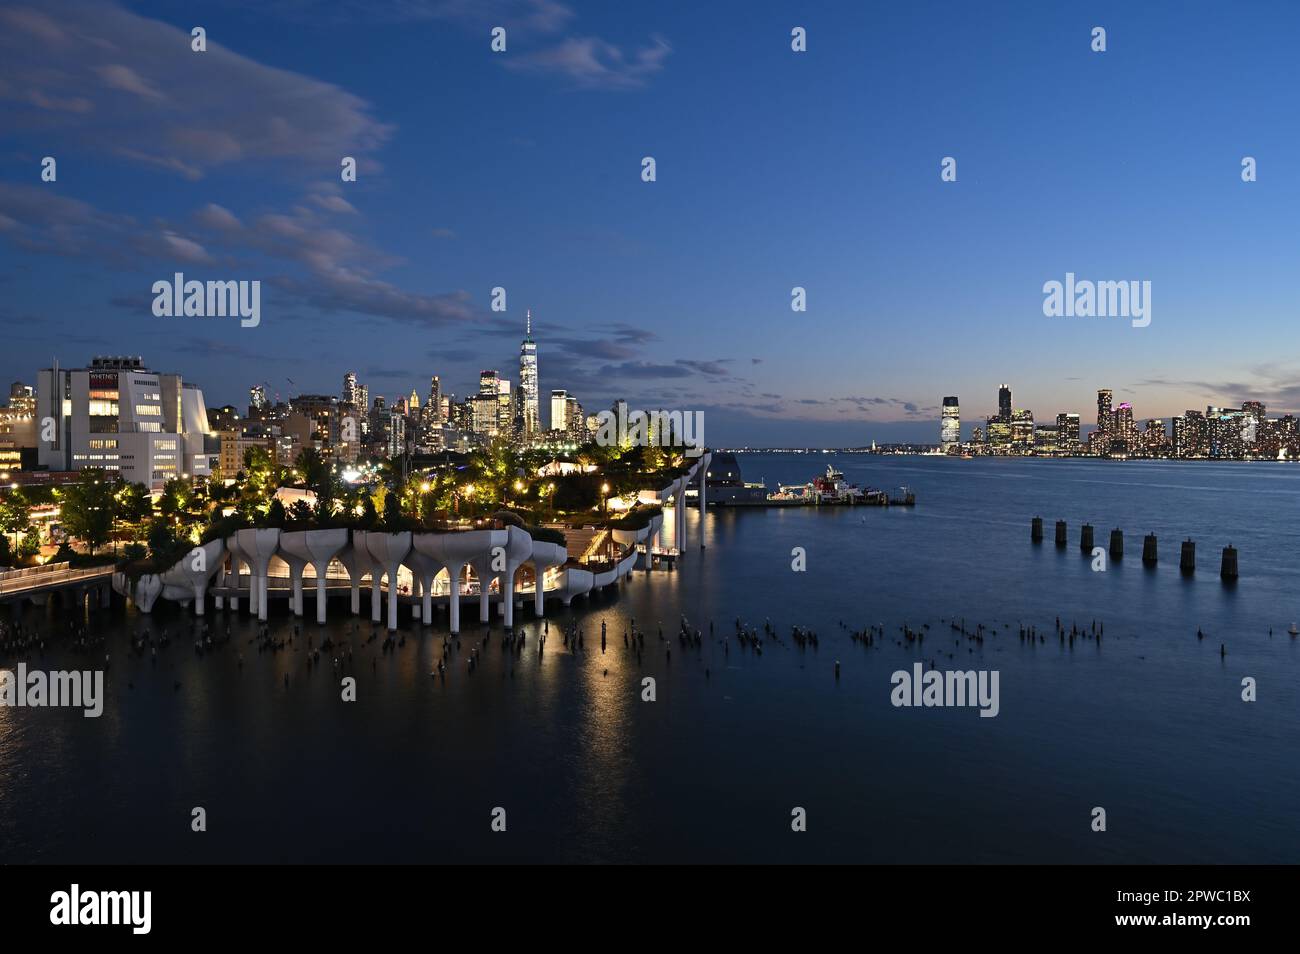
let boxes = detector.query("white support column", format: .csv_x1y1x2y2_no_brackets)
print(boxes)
314,562,329,624
289,563,304,617
473,561,492,623
371,574,382,623
447,562,463,634
533,563,546,617
386,568,400,631
503,565,517,629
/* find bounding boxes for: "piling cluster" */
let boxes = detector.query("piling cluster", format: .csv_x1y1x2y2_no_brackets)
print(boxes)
1031,517,1239,580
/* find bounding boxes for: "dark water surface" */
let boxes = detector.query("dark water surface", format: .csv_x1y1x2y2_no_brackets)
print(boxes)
2,456,1297,863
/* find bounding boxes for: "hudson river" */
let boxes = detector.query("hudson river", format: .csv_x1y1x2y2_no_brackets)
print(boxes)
2,456,1297,863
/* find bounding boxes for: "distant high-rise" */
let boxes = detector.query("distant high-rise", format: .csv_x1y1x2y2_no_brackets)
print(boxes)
249,384,267,413
342,371,357,406
940,397,960,451
428,376,441,423
1057,412,1080,451
1113,401,1135,453
496,378,512,435
997,384,1012,421
551,389,568,432
519,310,540,438
1010,409,1035,449
1097,389,1113,440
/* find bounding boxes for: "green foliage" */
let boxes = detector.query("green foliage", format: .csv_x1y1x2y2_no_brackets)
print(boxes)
551,474,600,513
158,477,191,517
605,505,662,531
20,526,40,557
143,519,194,573
381,491,402,531
287,499,315,527
59,468,116,554
526,525,567,546
201,510,248,544
0,488,31,549
357,494,377,530
265,499,286,528
117,482,153,523
146,519,178,561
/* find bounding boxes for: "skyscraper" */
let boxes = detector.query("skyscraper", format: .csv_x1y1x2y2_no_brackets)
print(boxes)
1096,389,1113,442
1113,402,1135,453
551,389,568,432
1057,412,1080,451
997,384,1012,421
519,310,540,439
428,376,441,423
940,396,960,452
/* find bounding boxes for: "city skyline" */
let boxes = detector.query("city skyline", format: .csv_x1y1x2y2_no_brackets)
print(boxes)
3,1,1300,444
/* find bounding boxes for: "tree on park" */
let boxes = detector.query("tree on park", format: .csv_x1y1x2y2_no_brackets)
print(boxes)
59,469,116,554
116,481,153,524
0,488,32,554
381,491,402,530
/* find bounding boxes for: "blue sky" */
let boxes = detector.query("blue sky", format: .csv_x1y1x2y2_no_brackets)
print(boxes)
2,0,1298,444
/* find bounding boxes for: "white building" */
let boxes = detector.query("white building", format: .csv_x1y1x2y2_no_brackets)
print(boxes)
36,356,218,490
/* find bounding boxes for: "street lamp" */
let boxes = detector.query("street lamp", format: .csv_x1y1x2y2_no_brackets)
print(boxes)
601,482,610,517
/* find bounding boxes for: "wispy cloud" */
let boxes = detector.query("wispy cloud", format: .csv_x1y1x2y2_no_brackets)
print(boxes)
0,1,393,180
505,34,671,90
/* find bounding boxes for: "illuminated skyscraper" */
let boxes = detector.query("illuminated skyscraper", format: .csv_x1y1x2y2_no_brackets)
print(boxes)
428,376,441,423
940,396,960,452
1096,389,1113,441
1057,412,1080,451
551,389,568,432
1113,402,1135,453
519,310,540,438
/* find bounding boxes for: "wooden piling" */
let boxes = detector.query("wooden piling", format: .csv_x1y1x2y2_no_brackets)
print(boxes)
1142,534,1158,566
1180,539,1196,574
1221,545,1238,581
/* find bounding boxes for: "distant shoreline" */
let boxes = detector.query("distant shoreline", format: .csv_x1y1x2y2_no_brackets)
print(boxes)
717,448,1298,462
